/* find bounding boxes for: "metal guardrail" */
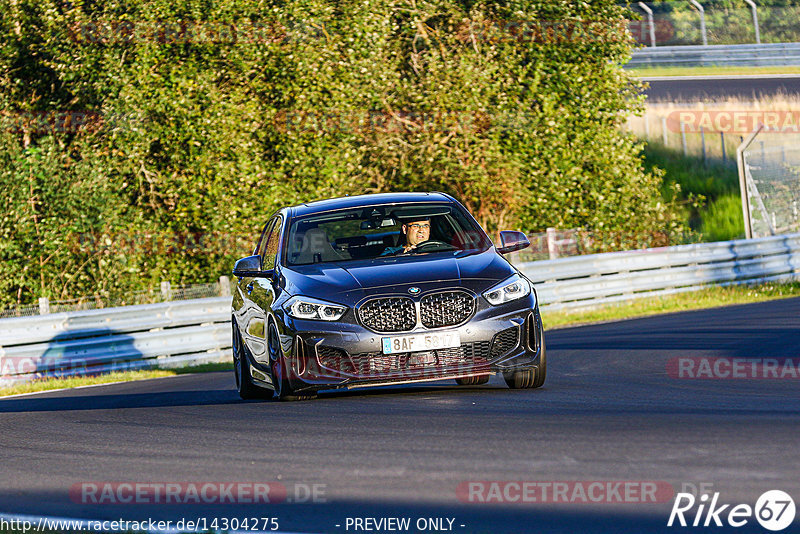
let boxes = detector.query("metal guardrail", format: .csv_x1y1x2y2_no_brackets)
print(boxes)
1,234,799,385
627,43,800,68
518,233,800,310
0,297,231,387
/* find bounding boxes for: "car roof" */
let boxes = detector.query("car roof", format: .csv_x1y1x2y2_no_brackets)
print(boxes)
288,192,454,218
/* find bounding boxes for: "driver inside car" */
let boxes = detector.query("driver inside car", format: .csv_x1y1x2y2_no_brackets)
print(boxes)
381,218,431,255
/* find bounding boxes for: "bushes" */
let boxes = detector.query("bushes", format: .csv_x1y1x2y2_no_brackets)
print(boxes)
0,0,674,307
641,143,744,242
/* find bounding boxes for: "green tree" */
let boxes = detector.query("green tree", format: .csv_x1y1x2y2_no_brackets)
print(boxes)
0,0,677,307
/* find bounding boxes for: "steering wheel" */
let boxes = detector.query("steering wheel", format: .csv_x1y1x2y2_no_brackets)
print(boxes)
412,240,457,252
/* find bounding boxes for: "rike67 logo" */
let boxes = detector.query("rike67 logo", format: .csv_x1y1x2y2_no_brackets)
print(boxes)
668,490,795,531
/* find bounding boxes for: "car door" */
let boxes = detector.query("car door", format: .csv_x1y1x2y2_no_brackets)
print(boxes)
235,217,280,364
252,212,283,316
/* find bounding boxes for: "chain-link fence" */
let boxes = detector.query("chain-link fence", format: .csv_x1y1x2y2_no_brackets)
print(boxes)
0,278,232,319
629,3,800,47
738,126,800,238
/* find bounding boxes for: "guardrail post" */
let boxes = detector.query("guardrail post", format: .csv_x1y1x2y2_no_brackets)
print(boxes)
547,227,558,260
219,275,231,297
744,0,761,44
160,281,172,301
38,297,50,315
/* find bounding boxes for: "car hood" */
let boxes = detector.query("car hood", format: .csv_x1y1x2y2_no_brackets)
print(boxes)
282,249,515,302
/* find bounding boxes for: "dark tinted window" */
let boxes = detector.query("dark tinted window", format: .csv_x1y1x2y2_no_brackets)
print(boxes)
286,203,490,265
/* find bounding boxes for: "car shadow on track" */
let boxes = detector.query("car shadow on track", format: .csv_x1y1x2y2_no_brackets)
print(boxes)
0,380,525,412
316,382,509,400
0,389,244,413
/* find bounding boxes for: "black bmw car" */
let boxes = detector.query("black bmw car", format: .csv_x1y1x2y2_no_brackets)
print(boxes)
231,192,545,400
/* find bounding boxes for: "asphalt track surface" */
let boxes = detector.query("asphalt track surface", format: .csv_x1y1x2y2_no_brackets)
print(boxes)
642,75,800,101
1,297,799,533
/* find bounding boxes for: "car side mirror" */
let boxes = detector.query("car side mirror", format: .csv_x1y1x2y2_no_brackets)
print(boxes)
497,231,530,254
233,255,269,277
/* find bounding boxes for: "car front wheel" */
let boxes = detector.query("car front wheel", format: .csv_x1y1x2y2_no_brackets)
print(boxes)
503,338,546,389
232,318,268,400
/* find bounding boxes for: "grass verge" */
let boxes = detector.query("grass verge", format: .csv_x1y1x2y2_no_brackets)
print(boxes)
542,282,800,329
629,65,800,78
0,361,232,398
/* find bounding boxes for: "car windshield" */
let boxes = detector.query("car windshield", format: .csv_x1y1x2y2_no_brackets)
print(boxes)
286,203,491,266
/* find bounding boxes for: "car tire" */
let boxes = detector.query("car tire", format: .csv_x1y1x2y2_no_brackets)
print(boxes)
503,337,546,389
232,318,268,400
455,375,490,385
530,337,547,388
268,322,315,402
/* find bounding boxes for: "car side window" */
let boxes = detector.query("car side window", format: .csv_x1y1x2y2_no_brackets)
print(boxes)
254,220,274,256
261,216,283,269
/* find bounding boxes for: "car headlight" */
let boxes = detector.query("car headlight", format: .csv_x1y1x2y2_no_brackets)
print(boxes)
483,274,532,306
283,296,347,321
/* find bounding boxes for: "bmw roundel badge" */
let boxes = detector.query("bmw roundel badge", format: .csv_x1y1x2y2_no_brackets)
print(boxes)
408,287,420,294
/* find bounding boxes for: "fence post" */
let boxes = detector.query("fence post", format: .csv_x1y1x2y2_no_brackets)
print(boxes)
637,2,657,47
38,297,50,315
160,281,172,301
219,275,231,297
701,126,706,165
546,227,558,260
680,121,688,156
736,125,763,239
689,0,707,46
661,116,668,146
744,0,760,44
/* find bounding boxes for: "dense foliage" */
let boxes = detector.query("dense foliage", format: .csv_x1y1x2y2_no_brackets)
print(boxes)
0,0,673,307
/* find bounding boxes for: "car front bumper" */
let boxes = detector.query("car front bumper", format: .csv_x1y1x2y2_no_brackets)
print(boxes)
251,293,544,393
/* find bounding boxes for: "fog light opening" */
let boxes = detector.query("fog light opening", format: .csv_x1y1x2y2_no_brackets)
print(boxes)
295,335,307,376
526,313,539,353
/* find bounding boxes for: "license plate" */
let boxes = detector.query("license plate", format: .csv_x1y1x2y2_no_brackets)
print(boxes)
382,331,461,355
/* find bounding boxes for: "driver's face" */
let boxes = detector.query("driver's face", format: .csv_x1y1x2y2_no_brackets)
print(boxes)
404,219,431,246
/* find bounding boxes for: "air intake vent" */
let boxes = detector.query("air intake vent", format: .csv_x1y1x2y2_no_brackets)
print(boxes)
420,291,475,328
358,297,416,332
